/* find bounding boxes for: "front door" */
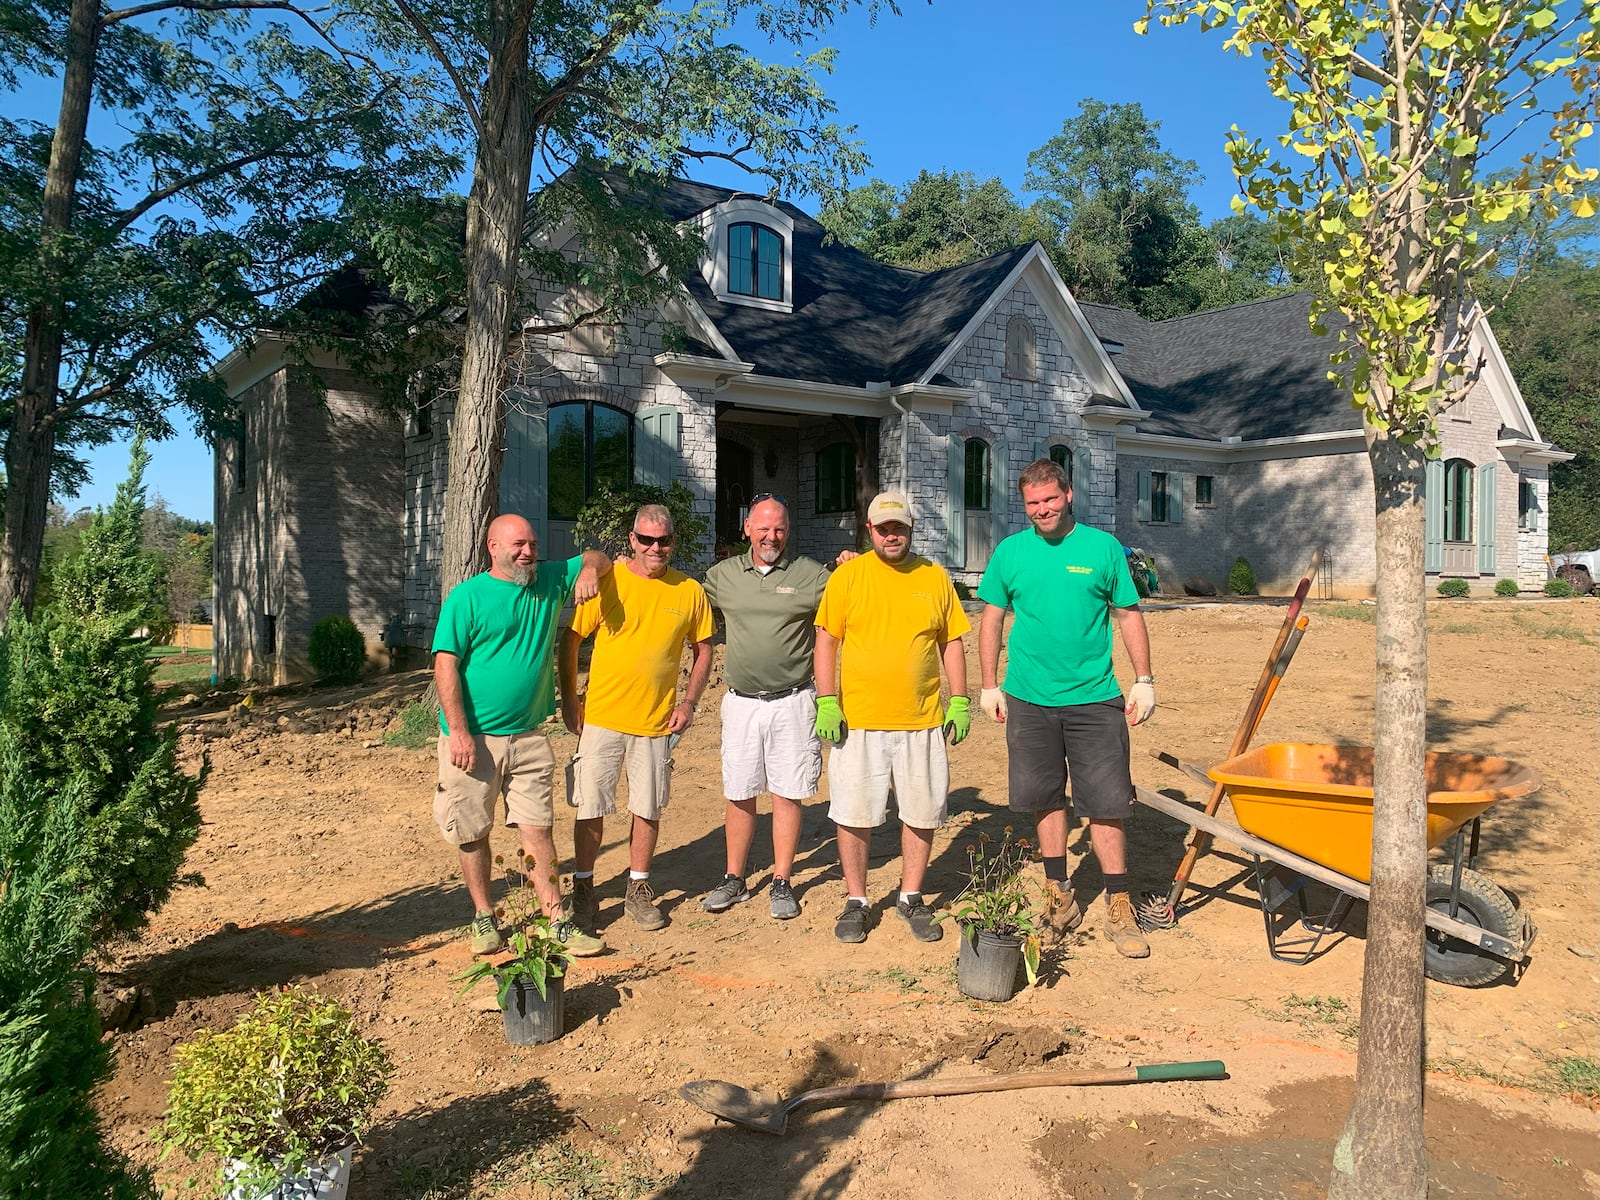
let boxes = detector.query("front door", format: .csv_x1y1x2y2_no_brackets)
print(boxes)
716,438,756,550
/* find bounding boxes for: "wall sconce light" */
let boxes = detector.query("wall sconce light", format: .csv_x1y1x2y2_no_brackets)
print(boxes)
764,445,780,477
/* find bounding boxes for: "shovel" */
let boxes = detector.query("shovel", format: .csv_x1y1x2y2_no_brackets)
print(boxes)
679,1059,1227,1135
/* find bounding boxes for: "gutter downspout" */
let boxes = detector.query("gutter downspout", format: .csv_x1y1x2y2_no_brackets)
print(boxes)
873,382,909,490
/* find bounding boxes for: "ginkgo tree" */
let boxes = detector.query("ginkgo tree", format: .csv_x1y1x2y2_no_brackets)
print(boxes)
1137,3,1597,1199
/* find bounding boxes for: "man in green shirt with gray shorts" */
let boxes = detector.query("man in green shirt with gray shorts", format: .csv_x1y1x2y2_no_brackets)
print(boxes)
700,495,843,920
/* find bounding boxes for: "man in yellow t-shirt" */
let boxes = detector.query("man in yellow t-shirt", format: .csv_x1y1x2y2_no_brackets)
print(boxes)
813,492,971,945
558,504,713,932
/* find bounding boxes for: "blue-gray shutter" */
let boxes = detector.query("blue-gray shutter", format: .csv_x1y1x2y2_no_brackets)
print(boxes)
946,433,965,568
1477,461,1497,574
1071,444,1092,521
635,405,679,487
990,436,1009,552
1168,473,1183,525
500,407,548,544
1424,459,1445,573
1135,470,1151,523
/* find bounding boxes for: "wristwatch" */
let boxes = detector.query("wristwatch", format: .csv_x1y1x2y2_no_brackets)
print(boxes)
1134,675,1155,684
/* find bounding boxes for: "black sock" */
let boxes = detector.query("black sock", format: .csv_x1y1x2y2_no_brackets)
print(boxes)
1043,855,1069,884
1103,872,1130,896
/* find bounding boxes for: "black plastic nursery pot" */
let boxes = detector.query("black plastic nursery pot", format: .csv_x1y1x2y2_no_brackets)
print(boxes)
957,926,1023,1002
501,974,564,1044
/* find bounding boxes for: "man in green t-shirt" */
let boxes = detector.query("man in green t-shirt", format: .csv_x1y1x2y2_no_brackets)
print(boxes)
976,459,1157,959
432,513,610,957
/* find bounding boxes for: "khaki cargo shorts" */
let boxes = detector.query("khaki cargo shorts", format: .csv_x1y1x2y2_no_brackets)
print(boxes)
570,724,672,821
434,730,556,845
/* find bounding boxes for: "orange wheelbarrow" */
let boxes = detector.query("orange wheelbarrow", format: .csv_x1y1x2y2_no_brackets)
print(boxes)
1140,743,1540,987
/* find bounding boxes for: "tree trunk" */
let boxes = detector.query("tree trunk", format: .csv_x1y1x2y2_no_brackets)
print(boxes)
436,0,534,602
0,0,101,621
1329,426,1430,1200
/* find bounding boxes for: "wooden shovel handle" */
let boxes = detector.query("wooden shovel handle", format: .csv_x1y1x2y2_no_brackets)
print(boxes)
785,1061,1228,1115
1164,549,1321,909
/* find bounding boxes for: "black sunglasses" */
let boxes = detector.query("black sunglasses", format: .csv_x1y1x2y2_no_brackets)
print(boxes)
749,492,789,508
631,531,674,548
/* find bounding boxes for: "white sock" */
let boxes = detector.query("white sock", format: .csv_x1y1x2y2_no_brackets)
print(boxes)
898,890,921,905
630,870,650,881
848,895,869,907
574,871,594,880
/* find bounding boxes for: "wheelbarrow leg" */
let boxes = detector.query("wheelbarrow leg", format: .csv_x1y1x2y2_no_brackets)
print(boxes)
1253,859,1354,966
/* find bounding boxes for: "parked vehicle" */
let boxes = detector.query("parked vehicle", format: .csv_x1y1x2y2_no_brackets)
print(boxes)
1550,547,1598,595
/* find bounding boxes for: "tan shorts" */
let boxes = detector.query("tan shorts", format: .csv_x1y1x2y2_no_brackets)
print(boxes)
825,727,949,830
434,731,555,845
571,724,672,821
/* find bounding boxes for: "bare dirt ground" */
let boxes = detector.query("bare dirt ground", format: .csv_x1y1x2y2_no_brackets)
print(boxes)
103,599,1599,1199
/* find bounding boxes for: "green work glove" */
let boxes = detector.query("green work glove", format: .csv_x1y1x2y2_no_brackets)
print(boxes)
943,695,971,745
814,695,845,744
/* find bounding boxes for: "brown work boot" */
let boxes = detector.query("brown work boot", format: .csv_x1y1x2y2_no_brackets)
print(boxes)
624,878,668,931
1039,881,1084,946
570,876,598,933
1104,892,1151,959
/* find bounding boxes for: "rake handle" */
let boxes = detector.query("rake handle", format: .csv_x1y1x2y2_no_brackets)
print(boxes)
785,1061,1228,1115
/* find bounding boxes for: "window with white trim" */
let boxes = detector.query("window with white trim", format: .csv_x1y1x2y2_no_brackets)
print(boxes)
729,223,783,300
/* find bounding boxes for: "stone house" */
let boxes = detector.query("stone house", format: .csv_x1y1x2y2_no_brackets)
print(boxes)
213,177,1568,683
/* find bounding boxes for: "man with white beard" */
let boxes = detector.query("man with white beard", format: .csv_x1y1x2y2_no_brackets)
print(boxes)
699,495,844,920
432,513,610,957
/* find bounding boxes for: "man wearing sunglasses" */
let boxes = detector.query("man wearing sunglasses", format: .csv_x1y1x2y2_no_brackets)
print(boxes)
432,513,611,959
813,492,971,944
559,504,714,932
699,493,849,921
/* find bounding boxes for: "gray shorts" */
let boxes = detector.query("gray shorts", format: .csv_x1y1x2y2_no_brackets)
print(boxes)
1005,695,1134,820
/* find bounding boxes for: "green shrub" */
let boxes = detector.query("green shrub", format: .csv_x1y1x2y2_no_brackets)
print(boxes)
383,700,438,749
1544,578,1574,598
572,480,710,564
1436,578,1472,598
308,616,366,684
162,989,393,1193
1494,578,1520,597
1228,556,1258,596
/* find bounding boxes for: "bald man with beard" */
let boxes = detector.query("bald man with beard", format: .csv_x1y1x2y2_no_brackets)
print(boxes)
432,514,611,958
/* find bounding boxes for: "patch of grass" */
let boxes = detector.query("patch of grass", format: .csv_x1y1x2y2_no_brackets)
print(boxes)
1554,1055,1600,1099
1321,603,1376,623
1426,1055,1532,1090
510,1140,670,1199
1274,993,1360,1040
874,966,927,993
152,659,213,687
143,644,186,658
383,700,439,749
1510,611,1592,644
1435,621,1482,635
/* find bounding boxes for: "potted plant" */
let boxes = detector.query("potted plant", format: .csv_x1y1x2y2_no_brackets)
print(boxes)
944,828,1043,1002
161,987,392,1199
455,866,572,1045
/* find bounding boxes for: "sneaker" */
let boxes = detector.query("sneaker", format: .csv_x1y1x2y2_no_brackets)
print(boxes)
1040,882,1084,946
570,876,597,932
769,878,800,921
1105,892,1152,959
624,878,668,931
701,874,751,913
553,918,605,958
469,911,504,955
895,894,944,943
834,899,871,944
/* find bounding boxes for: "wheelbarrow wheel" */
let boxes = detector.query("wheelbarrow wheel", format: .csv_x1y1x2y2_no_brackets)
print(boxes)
1423,865,1519,988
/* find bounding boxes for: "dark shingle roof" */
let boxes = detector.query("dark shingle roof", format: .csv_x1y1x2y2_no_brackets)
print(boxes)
628,177,1034,388
1077,293,1358,441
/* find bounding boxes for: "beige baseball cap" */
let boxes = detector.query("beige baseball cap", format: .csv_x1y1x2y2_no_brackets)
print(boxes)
866,492,914,527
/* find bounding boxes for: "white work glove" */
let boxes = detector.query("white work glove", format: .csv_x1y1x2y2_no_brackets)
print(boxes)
1126,681,1156,726
979,687,1007,723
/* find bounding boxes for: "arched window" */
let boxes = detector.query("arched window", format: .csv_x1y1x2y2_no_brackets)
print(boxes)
729,223,784,300
547,401,632,520
1048,442,1072,479
964,439,992,512
1005,316,1037,381
817,442,855,514
1443,458,1474,542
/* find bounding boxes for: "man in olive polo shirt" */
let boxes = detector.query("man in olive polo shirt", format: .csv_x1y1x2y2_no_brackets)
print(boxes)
699,495,841,920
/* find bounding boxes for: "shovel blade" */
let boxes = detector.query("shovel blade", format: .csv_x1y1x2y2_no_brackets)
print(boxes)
678,1080,788,1135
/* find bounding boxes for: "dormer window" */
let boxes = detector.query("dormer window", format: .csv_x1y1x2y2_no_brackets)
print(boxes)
698,197,796,313
730,223,783,300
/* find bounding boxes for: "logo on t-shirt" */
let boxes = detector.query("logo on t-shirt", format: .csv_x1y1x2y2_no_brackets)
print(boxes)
1066,566,1093,575
776,586,798,594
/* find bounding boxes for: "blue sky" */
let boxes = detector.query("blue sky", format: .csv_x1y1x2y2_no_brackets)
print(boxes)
63,1,1294,520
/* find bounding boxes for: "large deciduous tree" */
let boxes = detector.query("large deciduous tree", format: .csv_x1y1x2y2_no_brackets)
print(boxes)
369,0,882,599
1140,3,1598,1197
1,0,458,620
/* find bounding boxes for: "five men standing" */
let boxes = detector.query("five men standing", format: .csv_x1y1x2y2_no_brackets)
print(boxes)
442,463,1154,961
